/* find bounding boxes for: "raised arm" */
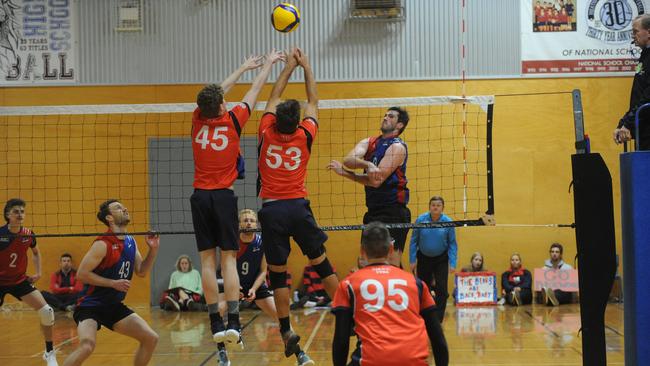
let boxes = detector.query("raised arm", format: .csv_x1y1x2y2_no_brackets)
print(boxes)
242,49,286,110
295,48,318,120
220,55,264,94
263,48,299,114
134,233,160,277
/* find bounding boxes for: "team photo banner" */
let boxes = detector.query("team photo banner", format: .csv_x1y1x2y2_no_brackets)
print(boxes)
0,0,77,85
521,0,649,75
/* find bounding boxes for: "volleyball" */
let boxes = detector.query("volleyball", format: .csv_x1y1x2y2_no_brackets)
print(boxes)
271,3,300,33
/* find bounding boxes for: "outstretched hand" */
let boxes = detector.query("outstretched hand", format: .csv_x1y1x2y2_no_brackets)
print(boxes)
264,48,286,65
286,48,299,68
241,55,264,71
294,47,310,67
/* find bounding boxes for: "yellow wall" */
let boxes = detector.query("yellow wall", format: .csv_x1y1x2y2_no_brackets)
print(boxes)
1,76,630,304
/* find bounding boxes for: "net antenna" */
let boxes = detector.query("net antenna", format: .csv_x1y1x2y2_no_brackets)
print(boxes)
0,95,495,237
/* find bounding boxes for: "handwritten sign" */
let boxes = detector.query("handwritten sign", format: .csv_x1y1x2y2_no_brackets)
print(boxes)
533,268,579,292
454,271,498,306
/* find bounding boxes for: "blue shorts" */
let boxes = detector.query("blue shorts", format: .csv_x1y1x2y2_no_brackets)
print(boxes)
190,189,239,252
259,199,328,266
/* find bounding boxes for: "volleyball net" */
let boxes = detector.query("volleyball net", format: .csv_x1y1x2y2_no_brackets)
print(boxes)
0,95,494,236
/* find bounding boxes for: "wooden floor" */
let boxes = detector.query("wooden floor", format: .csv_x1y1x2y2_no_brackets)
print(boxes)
0,302,625,365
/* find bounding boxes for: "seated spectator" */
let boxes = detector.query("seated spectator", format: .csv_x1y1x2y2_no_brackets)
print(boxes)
501,253,532,306
541,242,573,306
454,252,488,304
461,252,487,272
41,253,83,311
161,254,204,311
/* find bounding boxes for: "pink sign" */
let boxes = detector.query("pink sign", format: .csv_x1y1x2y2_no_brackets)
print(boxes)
533,268,579,292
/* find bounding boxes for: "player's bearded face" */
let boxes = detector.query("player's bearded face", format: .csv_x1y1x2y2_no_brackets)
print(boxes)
109,203,131,226
380,111,400,134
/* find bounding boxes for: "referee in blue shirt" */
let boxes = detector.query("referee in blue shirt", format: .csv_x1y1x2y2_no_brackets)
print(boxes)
409,196,458,322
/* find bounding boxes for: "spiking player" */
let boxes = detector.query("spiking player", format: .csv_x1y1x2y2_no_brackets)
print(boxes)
190,50,285,349
63,199,160,366
0,198,58,366
331,222,449,366
327,107,411,267
257,48,338,361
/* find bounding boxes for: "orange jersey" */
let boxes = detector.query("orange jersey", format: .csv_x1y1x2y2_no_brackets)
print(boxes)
257,113,318,199
192,103,250,189
332,263,436,366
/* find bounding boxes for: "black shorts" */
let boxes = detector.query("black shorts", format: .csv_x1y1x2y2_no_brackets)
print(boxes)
259,199,328,266
73,303,134,331
0,279,37,306
363,205,411,252
242,283,273,300
190,188,239,252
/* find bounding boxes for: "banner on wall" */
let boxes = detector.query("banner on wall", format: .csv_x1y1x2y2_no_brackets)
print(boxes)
0,0,77,85
521,0,650,75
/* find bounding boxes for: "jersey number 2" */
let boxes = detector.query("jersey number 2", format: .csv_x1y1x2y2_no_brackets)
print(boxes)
8,253,18,268
195,125,229,151
360,278,409,312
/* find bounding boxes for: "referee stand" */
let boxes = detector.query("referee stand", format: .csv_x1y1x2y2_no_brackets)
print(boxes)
570,90,617,366
620,103,650,366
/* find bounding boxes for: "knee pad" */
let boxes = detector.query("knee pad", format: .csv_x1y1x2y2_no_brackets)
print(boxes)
268,271,288,290
304,244,326,261
312,257,335,279
38,304,55,326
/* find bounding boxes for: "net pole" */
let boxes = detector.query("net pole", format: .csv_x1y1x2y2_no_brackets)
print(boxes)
461,0,469,217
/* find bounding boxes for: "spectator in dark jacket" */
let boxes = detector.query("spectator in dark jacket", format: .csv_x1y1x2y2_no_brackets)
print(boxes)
501,253,532,306
614,14,650,150
41,253,83,311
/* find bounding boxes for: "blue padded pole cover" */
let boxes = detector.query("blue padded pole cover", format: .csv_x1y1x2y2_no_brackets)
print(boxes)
620,151,650,366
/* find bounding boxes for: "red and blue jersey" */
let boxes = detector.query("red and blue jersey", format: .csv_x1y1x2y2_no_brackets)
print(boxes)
237,234,264,290
0,225,36,286
77,233,136,307
364,136,409,209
